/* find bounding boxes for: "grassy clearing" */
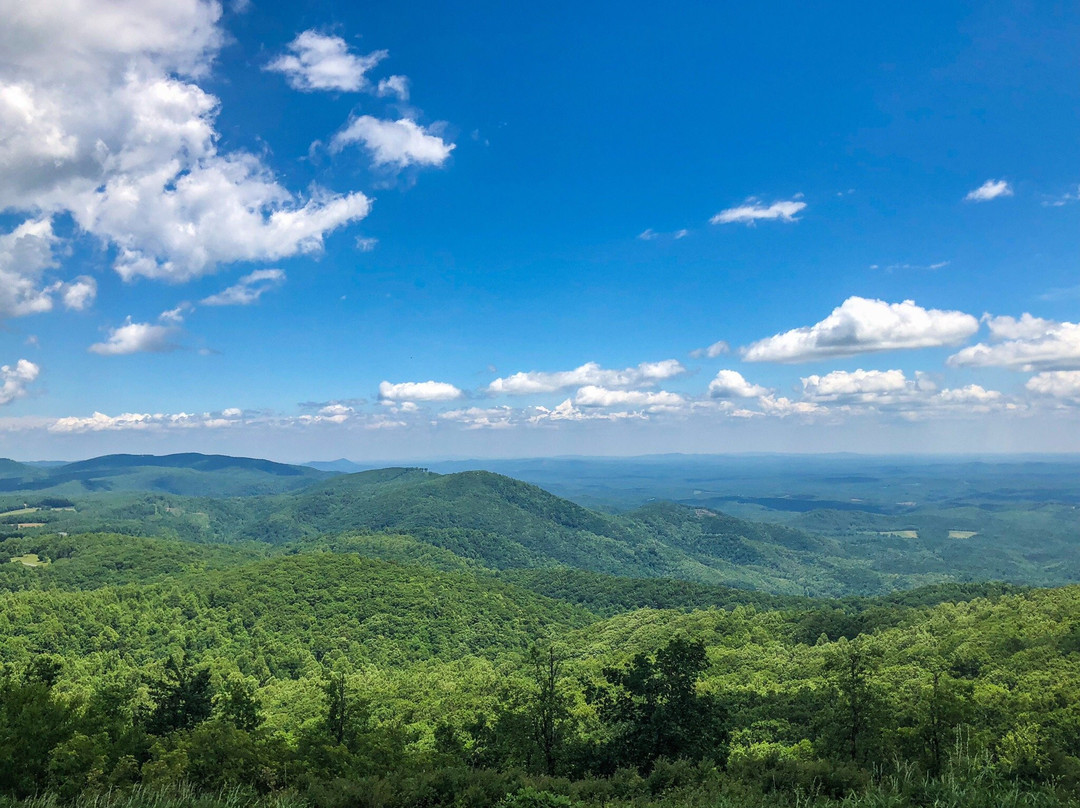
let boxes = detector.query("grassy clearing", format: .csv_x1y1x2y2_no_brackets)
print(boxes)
0,507,38,518
9,553,48,567
949,530,978,539
880,530,919,539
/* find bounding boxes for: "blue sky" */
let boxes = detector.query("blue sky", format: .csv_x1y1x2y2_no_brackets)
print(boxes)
1,0,1079,460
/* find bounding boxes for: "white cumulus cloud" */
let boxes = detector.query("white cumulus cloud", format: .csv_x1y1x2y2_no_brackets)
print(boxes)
965,179,1013,202
267,31,387,92
440,406,515,429
574,386,685,410
0,0,371,283
948,315,1080,371
742,297,979,363
489,360,685,395
89,318,179,355
984,313,1058,341
61,277,97,311
710,197,806,225
305,403,354,424
378,380,463,402
49,411,203,432
0,218,60,317
0,218,98,317
757,395,826,417
790,369,1005,417
0,359,39,405
331,117,454,168
529,399,643,423
800,368,911,399
1026,371,1080,400
708,370,769,398
935,385,1003,405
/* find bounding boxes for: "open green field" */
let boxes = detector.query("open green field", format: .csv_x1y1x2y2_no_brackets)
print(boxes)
0,507,38,518
8,552,47,566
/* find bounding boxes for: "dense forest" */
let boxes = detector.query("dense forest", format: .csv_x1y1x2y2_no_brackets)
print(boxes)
4,458,1080,596
2,456,1080,807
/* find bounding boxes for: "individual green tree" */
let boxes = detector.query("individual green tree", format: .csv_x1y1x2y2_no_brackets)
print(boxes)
587,636,727,772
215,674,262,733
436,713,502,769
322,670,369,749
147,656,213,735
529,644,571,775
324,671,351,746
46,731,109,801
23,654,63,689
0,663,77,797
821,637,883,763
182,720,260,790
913,663,970,775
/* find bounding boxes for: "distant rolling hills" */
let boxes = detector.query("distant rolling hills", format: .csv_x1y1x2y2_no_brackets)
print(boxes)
2,453,1078,597
0,452,331,497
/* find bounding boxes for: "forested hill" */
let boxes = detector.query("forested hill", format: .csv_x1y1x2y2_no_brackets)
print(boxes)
2,459,1075,596
200,468,904,595
0,452,331,496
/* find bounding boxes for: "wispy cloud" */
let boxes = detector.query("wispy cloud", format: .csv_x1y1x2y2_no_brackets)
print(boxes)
1043,185,1080,207
690,341,730,359
376,74,410,100
639,227,690,241
710,195,806,225
870,261,950,273
202,269,285,306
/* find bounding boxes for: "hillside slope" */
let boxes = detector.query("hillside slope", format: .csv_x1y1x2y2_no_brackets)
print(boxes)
0,552,595,672
0,453,332,497
201,469,917,595
5,458,1067,596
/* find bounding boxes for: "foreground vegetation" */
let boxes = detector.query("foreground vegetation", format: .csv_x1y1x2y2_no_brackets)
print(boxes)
3,535,1080,805
2,456,1079,805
